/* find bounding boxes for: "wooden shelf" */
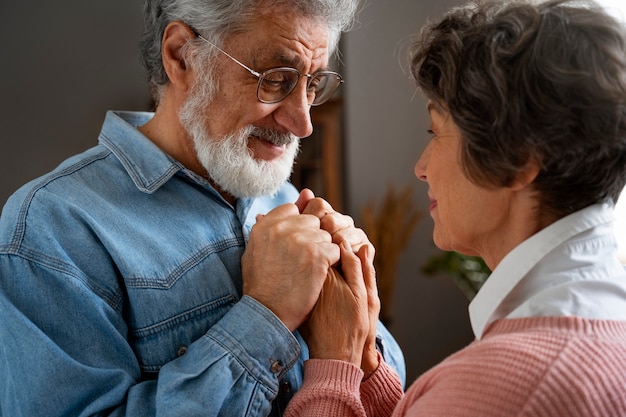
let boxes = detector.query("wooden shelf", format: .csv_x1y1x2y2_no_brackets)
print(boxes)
291,99,344,211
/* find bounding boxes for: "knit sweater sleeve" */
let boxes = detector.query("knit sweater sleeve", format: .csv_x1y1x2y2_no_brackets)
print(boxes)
360,358,405,417
283,358,403,417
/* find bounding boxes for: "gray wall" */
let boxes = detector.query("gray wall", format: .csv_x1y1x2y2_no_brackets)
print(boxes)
343,0,473,381
0,1,150,205
1,1,472,384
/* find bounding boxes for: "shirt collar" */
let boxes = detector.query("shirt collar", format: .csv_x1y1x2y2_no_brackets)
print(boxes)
469,202,626,339
98,110,186,194
96,111,293,230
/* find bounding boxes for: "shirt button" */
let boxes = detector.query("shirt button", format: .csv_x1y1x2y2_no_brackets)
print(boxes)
280,382,291,394
270,359,283,374
177,346,188,357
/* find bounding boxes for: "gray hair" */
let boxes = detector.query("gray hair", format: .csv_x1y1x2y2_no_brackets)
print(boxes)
140,0,360,102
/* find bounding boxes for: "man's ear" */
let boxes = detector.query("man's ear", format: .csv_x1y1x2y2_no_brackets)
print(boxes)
161,21,196,92
510,156,541,191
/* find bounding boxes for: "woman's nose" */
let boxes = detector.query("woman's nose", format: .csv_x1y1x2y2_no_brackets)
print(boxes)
414,143,430,181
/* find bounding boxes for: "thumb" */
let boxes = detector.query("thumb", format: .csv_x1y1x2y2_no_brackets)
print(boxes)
340,241,366,295
294,188,315,213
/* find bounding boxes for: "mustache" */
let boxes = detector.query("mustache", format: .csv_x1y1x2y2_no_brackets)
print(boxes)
248,126,297,146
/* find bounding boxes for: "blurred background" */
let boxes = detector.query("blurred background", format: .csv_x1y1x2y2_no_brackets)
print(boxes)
1,0,625,383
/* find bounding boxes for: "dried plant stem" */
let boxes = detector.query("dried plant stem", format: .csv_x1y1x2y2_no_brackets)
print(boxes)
361,184,422,323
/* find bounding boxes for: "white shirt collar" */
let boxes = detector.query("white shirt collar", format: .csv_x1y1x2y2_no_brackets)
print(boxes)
469,202,626,339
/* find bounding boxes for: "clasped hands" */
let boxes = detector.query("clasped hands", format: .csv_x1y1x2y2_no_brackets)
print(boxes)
242,189,380,376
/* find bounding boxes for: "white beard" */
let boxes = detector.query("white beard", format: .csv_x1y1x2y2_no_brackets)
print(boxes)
192,124,299,199
178,78,300,199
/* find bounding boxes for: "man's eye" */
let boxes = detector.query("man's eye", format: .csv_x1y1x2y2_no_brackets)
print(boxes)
262,80,283,91
308,78,321,90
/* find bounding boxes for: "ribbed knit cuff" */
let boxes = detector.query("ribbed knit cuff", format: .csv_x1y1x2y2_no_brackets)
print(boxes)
282,359,366,416
303,359,364,392
360,357,404,417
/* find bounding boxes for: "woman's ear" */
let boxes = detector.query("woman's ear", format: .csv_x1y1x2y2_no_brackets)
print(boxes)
160,21,196,92
510,157,541,191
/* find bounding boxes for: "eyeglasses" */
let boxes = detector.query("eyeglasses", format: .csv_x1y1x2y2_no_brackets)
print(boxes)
195,34,343,106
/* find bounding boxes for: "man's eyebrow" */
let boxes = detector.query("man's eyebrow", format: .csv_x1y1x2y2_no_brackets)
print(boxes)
258,51,329,72
274,51,301,67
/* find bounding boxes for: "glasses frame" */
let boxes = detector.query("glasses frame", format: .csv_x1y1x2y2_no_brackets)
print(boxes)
194,34,343,106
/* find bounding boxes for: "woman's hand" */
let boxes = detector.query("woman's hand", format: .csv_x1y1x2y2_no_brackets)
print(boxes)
300,243,373,367
297,189,372,254
359,243,381,378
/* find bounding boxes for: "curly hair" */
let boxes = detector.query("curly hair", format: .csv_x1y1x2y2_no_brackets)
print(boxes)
140,0,360,103
410,0,626,218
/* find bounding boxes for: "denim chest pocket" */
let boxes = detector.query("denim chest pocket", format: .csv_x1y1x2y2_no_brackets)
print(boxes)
128,293,237,377
122,245,244,377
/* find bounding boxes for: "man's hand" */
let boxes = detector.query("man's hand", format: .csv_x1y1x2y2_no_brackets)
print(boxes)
241,202,340,332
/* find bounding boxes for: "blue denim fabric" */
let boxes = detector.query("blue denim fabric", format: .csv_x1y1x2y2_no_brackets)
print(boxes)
0,111,405,417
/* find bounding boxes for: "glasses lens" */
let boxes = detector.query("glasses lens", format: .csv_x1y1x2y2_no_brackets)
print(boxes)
257,69,343,105
258,69,299,104
309,72,342,106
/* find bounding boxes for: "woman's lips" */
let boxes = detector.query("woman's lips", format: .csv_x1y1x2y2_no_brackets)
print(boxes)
429,197,438,212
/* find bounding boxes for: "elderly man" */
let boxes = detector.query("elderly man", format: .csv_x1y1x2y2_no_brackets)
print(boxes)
0,1,404,416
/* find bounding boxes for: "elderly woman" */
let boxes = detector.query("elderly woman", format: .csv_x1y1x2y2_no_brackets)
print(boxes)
284,0,626,416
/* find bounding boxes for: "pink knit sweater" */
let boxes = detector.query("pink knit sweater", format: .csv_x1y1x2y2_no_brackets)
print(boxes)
284,317,626,417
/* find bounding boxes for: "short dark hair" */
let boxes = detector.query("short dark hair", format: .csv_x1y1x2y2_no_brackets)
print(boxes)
410,0,626,218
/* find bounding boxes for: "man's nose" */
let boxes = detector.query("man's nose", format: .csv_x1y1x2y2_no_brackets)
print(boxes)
272,80,314,138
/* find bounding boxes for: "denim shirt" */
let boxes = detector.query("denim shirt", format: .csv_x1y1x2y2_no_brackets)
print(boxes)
0,111,405,417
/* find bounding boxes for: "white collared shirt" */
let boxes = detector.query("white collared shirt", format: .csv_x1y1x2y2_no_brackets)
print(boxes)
469,202,626,339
